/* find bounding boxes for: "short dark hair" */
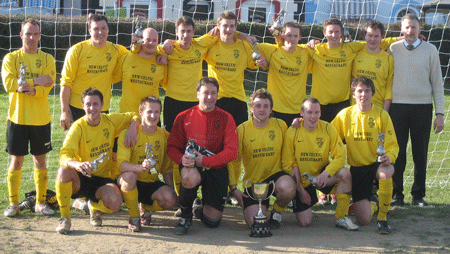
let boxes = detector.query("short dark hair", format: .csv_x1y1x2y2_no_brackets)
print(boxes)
402,13,420,23
88,14,108,29
364,20,385,37
323,18,343,33
282,22,301,35
21,18,39,31
196,77,219,92
176,16,195,30
81,87,103,103
218,11,237,25
351,76,375,95
139,96,162,112
250,88,273,110
301,97,320,111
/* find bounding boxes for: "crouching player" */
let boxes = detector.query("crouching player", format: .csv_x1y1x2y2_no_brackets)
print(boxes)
117,96,177,232
228,89,296,229
55,88,139,234
283,98,357,230
332,76,399,234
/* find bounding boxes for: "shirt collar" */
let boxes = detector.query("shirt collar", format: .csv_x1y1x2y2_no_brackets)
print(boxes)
403,39,421,50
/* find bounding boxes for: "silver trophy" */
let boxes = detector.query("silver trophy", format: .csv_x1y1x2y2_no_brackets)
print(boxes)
17,63,28,93
184,138,215,170
272,9,286,36
301,172,318,188
343,28,351,42
377,132,386,163
145,143,158,174
134,15,144,44
251,41,261,66
245,180,275,237
87,152,110,176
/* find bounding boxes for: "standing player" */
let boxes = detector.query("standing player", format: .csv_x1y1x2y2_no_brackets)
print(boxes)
283,98,356,230
389,14,445,207
1,19,56,217
55,88,139,234
167,77,238,235
117,96,177,232
332,76,399,234
228,89,296,229
352,20,394,111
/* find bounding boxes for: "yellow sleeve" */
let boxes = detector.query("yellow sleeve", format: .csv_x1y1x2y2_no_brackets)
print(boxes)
116,129,133,170
59,124,83,167
331,112,345,142
257,43,277,62
194,33,220,48
381,111,399,163
60,45,80,90
159,64,168,90
385,54,394,101
227,124,244,186
34,53,56,98
245,40,259,70
159,130,174,174
324,124,346,176
281,127,297,174
109,112,140,137
112,53,125,84
380,37,397,51
1,52,19,93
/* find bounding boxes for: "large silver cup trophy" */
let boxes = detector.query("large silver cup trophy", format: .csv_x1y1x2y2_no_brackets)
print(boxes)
377,132,386,163
134,15,144,44
251,41,261,66
272,9,287,36
17,63,28,93
245,180,275,237
145,143,158,174
301,172,318,188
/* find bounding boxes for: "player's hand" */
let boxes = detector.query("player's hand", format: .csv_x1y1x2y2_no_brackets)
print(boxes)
419,34,427,41
194,151,204,167
434,114,444,134
141,159,154,172
111,152,117,161
76,161,93,176
298,187,311,205
182,154,196,168
291,117,303,129
257,57,268,69
317,171,330,189
131,33,142,50
245,35,257,44
307,39,320,49
60,111,72,131
33,75,54,87
378,154,391,166
162,39,174,55
23,85,36,96
231,188,247,207
124,127,137,148
156,54,168,65
269,17,277,33
208,26,220,36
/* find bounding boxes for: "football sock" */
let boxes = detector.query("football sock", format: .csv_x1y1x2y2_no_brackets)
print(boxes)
7,169,21,205
90,200,113,214
273,201,287,214
378,178,392,221
34,168,48,204
122,188,139,217
335,193,351,219
56,181,72,219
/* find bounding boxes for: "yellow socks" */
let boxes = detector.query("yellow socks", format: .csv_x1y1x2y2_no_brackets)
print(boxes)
90,200,113,214
335,193,351,219
142,200,163,212
377,178,393,221
370,202,379,218
122,188,139,217
34,168,48,204
173,163,181,195
56,181,72,219
7,169,21,205
273,201,287,214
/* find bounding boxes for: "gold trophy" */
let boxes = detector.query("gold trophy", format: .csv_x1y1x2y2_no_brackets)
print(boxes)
377,132,386,163
17,63,28,93
245,180,275,237
301,172,318,188
134,15,144,44
251,41,261,66
145,143,158,174
272,9,287,36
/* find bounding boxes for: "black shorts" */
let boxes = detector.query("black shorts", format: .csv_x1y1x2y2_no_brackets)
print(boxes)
216,97,248,127
6,120,52,156
163,96,198,132
272,111,300,127
320,100,350,123
350,163,381,203
180,165,229,212
292,184,335,213
72,171,116,202
70,105,108,122
242,171,289,210
136,180,167,206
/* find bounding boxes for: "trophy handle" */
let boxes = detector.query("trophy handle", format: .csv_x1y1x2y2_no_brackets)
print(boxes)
267,180,275,200
245,180,257,201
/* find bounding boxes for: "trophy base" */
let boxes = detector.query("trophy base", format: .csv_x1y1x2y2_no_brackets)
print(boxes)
249,216,272,238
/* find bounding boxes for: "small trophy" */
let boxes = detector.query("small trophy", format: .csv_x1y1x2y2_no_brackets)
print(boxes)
377,132,386,163
245,180,275,237
145,143,158,174
251,41,261,66
185,138,197,160
272,9,286,36
17,63,27,93
343,28,351,42
134,15,144,44
301,172,318,188
90,152,109,172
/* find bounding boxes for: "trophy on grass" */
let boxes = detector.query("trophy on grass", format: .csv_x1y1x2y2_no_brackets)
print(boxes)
272,9,286,36
301,172,318,188
251,41,261,66
17,63,28,93
245,180,275,237
133,15,144,44
145,143,158,174
377,132,386,163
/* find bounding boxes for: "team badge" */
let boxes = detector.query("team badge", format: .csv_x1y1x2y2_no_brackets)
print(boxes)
316,137,323,148
340,51,346,58
35,59,42,68
375,59,382,68
106,53,112,62
234,50,240,59
296,57,302,65
388,130,393,136
269,130,275,140
154,140,160,151
151,64,156,73
103,128,110,138
195,49,201,58
368,117,375,128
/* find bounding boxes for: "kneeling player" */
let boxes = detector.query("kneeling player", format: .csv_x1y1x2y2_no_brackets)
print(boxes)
55,88,139,234
283,98,357,230
332,76,399,234
117,96,177,232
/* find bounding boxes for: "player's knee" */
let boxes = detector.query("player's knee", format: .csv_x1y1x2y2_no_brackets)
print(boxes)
298,218,312,227
276,176,296,198
104,194,123,212
118,172,137,190
160,190,177,209
337,168,351,183
56,166,74,182
201,213,222,228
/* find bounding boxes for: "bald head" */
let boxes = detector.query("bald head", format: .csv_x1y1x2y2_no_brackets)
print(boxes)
140,27,159,57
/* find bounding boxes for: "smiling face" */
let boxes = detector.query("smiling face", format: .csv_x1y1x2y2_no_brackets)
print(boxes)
218,18,237,43
141,28,159,56
140,102,161,127
282,26,301,51
365,27,382,52
353,83,374,111
82,95,103,125
20,22,40,54
250,97,272,124
301,101,321,131
197,82,218,112
401,18,420,44
324,24,342,47
176,23,194,47
89,20,109,47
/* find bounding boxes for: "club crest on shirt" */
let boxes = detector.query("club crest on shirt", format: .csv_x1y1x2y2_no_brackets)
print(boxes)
103,128,110,138
106,53,112,62
234,50,240,59
195,49,201,58
269,130,275,140
375,59,382,68
151,64,156,73
154,140,160,151
35,59,42,68
296,57,302,65
368,117,375,128
340,51,346,58
316,137,324,148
